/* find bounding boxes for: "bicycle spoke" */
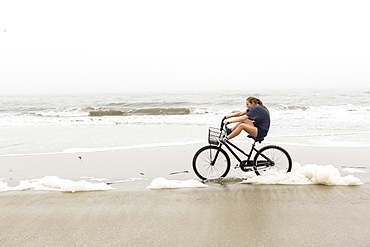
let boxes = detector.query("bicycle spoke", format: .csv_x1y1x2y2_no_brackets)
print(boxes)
254,145,292,176
192,146,230,180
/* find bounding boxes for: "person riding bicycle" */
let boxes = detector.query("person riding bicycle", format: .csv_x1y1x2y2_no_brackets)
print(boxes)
220,96,270,143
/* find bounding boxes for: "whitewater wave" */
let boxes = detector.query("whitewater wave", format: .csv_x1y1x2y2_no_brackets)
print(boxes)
89,107,191,116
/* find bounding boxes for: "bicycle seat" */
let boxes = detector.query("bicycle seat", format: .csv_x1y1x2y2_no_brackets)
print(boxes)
247,135,264,143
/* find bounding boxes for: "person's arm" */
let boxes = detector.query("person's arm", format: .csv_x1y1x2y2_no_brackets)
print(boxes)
224,110,246,119
225,115,249,125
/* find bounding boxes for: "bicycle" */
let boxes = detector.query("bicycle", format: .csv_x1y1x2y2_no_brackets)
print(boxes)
192,118,292,180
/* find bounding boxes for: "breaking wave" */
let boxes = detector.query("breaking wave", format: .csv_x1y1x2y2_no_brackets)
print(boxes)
89,107,191,116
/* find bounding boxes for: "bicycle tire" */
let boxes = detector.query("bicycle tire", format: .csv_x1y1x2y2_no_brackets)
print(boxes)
192,145,231,180
253,145,292,176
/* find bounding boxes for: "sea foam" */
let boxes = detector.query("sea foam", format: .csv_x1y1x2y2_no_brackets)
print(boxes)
0,176,114,192
0,181,11,192
147,177,208,189
343,167,366,173
241,162,363,186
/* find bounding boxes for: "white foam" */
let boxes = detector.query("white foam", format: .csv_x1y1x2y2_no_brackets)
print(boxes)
12,180,33,191
33,176,114,192
0,181,11,192
147,177,208,189
241,162,363,186
343,168,366,173
113,177,148,183
0,180,35,192
90,178,109,182
0,176,114,192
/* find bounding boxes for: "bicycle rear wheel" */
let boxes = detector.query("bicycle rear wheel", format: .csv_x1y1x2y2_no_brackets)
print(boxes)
192,146,230,180
253,145,292,176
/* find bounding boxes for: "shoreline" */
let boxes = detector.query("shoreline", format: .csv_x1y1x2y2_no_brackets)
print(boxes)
1,143,370,246
0,143,369,191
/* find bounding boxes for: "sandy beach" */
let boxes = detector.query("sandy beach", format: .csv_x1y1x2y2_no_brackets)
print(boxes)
0,143,370,246
1,185,370,246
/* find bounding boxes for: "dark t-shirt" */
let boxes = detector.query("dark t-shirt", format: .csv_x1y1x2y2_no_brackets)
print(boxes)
246,105,270,131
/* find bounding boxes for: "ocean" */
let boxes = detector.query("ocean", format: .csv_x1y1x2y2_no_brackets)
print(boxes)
1,88,369,191
1,88,370,156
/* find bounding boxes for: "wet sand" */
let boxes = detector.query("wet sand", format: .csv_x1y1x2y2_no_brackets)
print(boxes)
1,143,369,186
1,144,370,246
1,185,370,246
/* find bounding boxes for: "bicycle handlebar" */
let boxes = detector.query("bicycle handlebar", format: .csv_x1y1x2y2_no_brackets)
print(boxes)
219,117,226,131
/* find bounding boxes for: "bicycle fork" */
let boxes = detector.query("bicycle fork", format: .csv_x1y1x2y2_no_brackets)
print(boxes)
210,148,222,166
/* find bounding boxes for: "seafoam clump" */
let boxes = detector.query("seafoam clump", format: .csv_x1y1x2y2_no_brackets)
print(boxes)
0,176,114,192
242,162,363,186
0,181,11,192
147,177,208,189
33,176,114,192
12,180,33,191
343,168,365,173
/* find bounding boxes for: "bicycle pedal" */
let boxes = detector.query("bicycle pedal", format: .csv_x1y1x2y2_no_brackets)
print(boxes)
243,168,253,172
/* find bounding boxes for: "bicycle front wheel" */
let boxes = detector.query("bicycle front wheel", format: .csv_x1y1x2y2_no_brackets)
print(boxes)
192,146,230,180
253,145,292,176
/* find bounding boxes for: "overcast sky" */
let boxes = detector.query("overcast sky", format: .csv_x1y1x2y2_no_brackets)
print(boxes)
1,0,369,95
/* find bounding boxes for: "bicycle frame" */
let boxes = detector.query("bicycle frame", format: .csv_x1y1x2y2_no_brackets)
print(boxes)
219,140,257,165
215,117,273,169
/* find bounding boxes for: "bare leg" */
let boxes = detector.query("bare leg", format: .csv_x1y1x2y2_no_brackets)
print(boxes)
231,122,242,131
227,121,258,140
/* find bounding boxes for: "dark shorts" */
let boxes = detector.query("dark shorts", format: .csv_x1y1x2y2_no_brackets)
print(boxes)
256,126,268,139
